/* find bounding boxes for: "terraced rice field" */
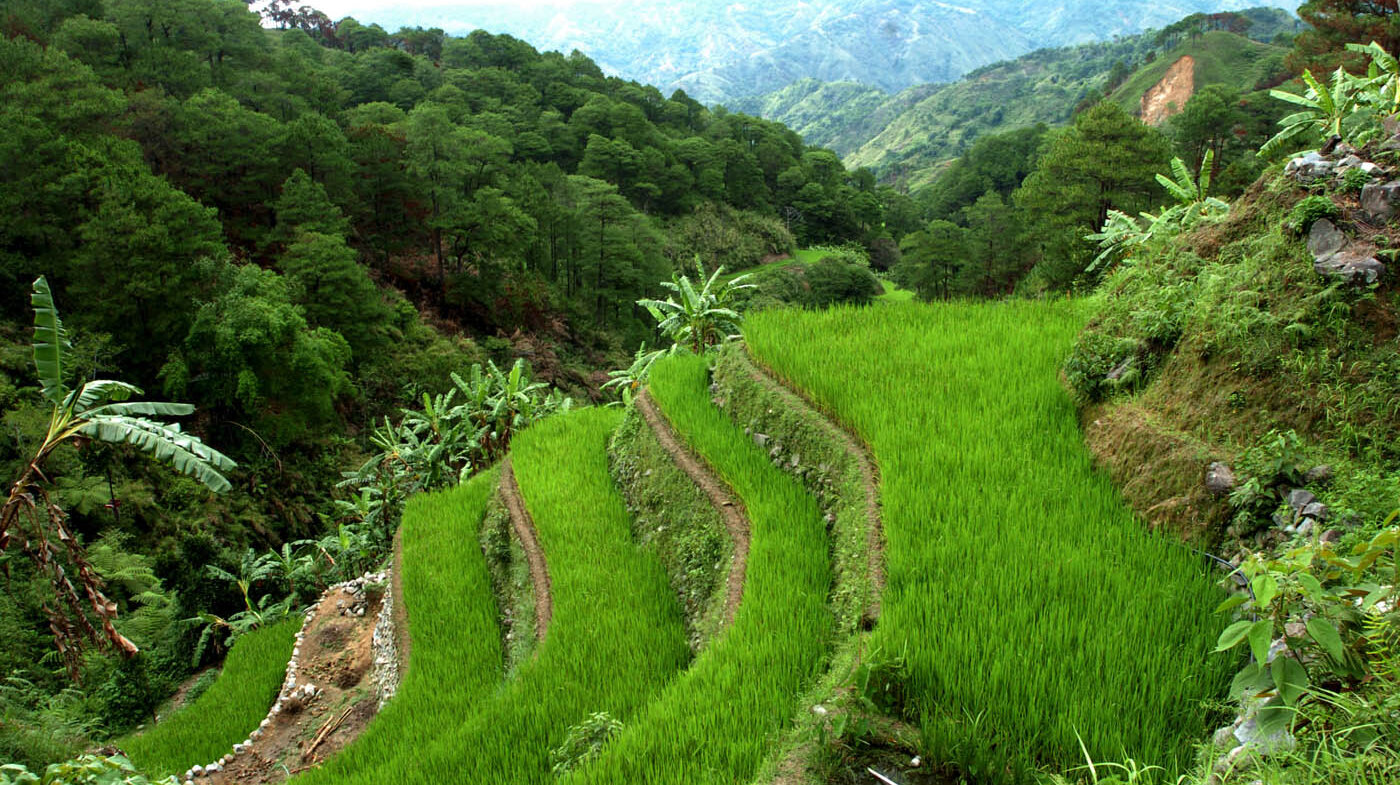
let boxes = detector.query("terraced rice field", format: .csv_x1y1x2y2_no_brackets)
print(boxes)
744,300,1232,781
566,355,831,784
122,618,299,777
321,407,689,785
296,467,504,782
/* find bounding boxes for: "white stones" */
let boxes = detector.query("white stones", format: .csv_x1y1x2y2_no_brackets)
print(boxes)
811,704,828,716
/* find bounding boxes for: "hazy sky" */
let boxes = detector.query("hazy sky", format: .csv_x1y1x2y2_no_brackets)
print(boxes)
294,0,591,16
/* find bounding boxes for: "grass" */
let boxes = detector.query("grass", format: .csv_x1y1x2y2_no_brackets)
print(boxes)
121,618,299,777
564,355,833,784
745,301,1234,783
311,407,690,784
1109,30,1288,112
293,467,505,782
876,278,915,303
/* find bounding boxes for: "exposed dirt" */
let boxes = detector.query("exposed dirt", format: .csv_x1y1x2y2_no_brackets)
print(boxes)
500,457,553,642
744,351,886,624
390,529,411,678
203,591,382,784
636,390,750,627
1141,55,1196,125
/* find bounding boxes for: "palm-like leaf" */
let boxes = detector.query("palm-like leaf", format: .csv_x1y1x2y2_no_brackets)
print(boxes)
30,276,70,406
80,416,235,492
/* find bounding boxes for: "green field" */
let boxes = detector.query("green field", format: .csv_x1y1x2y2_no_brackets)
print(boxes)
313,408,689,785
566,356,831,784
876,278,915,302
122,618,298,777
745,301,1233,781
296,467,504,782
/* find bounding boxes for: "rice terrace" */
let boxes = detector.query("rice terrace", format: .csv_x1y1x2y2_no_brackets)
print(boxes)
7,2,1400,784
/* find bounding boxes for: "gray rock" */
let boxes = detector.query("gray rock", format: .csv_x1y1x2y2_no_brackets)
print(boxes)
1320,529,1343,545
1362,180,1400,224
1362,161,1383,175
752,432,769,447
1304,464,1333,485
1287,488,1317,511
1315,250,1387,284
1307,219,1346,259
1213,724,1238,748
1338,154,1364,168
1205,462,1236,495
1105,357,1132,381
1297,519,1314,536
1286,152,1336,183
1302,501,1329,520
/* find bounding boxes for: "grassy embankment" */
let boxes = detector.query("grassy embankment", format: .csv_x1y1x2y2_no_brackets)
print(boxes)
566,355,832,785
122,619,298,777
307,408,689,784
746,301,1233,782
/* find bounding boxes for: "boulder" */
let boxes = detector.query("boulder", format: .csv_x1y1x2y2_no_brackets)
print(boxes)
1285,152,1335,183
1315,250,1386,284
1304,464,1334,484
1361,180,1400,224
1205,462,1237,495
1287,488,1317,512
1302,501,1329,520
1306,219,1346,259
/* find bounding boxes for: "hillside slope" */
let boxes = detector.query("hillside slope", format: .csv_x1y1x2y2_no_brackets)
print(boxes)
335,0,1291,104
830,22,1289,189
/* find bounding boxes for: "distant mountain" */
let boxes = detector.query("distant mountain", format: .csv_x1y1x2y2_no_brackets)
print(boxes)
327,0,1298,104
736,8,1296,190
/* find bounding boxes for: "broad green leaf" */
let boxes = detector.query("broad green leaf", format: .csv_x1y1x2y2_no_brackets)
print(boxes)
1296,572,1324,600
1248,619,1274,666
1255,699,1294,737
1216,619,1254,651
1215,594,1249,614
1270,655,1309,706
1252,573,1279,608
1307,617,1345,661
30,276,70,406
80,416,235,492
1230,662,1272,699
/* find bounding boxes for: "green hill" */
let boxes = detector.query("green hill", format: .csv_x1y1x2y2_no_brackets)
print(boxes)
1109,29,1290,118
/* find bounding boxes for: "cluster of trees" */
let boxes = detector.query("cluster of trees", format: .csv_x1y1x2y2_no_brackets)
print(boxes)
0,0,893,765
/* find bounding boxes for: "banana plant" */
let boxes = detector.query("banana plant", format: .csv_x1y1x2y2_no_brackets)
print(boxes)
0,277,235,678
638,260,755,355
1260,67,1359,158
601,342,675,405
1347,40,1400,118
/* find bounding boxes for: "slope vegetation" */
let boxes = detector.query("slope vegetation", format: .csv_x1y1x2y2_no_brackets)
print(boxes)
745,301,1232,781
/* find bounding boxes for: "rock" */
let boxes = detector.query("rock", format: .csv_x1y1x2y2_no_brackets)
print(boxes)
1307,219,1346,259
1285,620,1307,638
1302,501,1329,520
1205,462,1236,495
1287,488,1317,512
1286,151,1335,183
1297,519,1314,536
1304,464,1334,485
191,766,203,778
1213,724,1238,748
1320,529,1343,545
1213,745,1250,775
753,432,769,447
811,704,828,716
1105,358,1132,381
1338,154,1364,168
1316,249,1388,284
1362,180,1400,224
1362,161,1383,175
206,763,221,774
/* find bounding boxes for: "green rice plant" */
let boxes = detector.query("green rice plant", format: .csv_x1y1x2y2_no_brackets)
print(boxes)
565,355,832,784
745,301,1233,783
293,467,504,782
120,619,298,777
306,408,689,785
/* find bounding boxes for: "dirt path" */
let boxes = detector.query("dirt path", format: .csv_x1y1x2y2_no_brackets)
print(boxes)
202,587,383,784
636,390,750,627
744,351,886,624
500,457,553,642
389,529,411,675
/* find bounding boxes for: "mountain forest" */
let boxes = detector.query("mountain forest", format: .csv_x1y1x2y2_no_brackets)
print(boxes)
1,1,1399,784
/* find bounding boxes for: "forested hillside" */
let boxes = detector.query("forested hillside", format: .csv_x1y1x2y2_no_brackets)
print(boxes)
739,7,1298,190
0,0,888,764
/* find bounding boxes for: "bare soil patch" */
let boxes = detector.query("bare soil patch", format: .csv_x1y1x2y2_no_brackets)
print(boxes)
636,390,750,627
500,457,553,642
1141,55,1196,125
202,590,382,784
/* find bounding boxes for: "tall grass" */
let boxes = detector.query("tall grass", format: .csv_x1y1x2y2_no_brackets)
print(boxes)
122,618,298,776
295,466,504,782
566,355,832,784
314,407,690,784
745,300,1232,782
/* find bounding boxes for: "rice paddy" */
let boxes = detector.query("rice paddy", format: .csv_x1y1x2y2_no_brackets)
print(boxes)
744,300,1232,782
565,355,832,784
295,466,504,782
319,407,690,785
121,618,299,777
